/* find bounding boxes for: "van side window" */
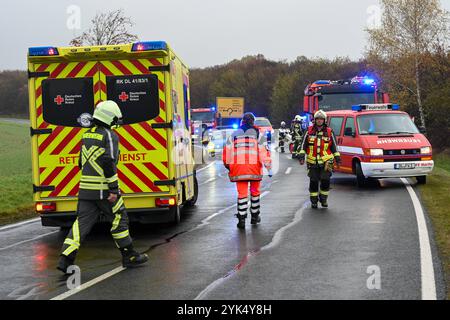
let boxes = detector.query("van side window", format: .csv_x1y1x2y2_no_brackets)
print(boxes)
183,83,189,129
344,117,356,136
329,117,344,136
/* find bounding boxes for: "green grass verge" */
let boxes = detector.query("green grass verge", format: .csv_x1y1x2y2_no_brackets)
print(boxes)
419,152,450,299
0,121,35,225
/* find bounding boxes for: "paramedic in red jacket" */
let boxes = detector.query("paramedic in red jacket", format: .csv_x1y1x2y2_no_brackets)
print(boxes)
223,113,272,229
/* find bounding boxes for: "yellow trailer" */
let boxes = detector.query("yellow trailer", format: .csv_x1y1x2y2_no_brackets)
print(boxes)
27,41,197,226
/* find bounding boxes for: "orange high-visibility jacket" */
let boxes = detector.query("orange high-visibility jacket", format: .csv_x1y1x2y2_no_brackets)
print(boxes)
223,126,272,182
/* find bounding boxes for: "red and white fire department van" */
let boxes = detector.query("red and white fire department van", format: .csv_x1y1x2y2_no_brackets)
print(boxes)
327,104,434,187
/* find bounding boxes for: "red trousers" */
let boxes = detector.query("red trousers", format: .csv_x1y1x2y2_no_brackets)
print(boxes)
236,181,261,217
236,180,261,198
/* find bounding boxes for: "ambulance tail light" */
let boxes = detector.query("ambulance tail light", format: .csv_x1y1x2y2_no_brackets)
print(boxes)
156,197,176,207
131,41,167,52
36,202,56,213
29,47,59,56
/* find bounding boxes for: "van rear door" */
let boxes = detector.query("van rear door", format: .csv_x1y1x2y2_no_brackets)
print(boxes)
98,58,171,194
31,61,99,199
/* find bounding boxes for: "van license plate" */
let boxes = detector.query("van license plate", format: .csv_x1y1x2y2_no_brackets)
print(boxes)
394,163,416,170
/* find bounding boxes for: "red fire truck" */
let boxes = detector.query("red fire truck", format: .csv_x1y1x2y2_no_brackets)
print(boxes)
303,76,390,115
190,107,217,139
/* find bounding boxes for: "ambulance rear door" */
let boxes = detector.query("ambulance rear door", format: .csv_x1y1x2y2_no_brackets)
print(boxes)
98,57,171,195
30,60,100,200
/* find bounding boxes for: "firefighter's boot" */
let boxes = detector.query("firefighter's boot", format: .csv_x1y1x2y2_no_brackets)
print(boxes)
311,196,319,209
121,246,149,268
251,214,261,225
236,214,247,229
320,195,329,208
57,254,75,274
250,195,261,225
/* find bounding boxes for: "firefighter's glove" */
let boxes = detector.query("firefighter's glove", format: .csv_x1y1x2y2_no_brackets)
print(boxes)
299,154,305,165
108,193,118,203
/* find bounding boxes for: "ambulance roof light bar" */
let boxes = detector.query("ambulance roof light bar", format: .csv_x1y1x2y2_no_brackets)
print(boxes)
131,41,167,52
28,47,59,56
352,104,400,111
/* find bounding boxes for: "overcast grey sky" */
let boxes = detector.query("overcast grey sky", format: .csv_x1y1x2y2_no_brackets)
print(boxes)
1,0,449,70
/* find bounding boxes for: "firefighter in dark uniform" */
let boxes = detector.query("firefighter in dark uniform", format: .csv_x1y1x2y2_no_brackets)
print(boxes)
298,110,341,208
57,100,148,273
291,115,304,159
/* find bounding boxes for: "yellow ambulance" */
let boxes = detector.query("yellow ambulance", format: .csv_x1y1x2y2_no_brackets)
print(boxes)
27,41,198,226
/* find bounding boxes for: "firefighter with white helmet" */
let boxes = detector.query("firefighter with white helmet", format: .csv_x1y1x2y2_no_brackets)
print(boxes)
278,121,290,153
291,115,304,159
298,110,341,208
57,100,148,273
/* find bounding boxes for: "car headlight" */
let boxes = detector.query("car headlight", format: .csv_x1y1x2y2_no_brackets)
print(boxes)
370,149,384,156
420,147,431,154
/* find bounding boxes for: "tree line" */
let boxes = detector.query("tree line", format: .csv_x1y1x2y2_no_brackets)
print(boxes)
0,0,448,148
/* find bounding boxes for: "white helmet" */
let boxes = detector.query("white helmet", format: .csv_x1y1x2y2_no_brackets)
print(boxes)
281,121,286,126
314,110,327,122
294,115,301,121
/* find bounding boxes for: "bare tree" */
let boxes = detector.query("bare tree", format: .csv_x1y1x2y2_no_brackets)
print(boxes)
367,0,449,130
70,9,139,46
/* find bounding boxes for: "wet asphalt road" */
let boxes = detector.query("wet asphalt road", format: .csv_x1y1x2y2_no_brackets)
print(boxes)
0,149,445,300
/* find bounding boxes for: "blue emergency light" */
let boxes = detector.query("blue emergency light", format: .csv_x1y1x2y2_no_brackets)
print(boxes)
363,78,375,85
232,124,239,129
28,47,59,56
131,41,167,52
314,80,331,85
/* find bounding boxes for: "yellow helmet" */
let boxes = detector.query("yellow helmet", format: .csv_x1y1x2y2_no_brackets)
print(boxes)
314,110,327,121
93,100,123,127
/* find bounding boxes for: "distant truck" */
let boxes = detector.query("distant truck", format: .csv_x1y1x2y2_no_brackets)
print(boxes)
190,107,217,140
303,76,390,116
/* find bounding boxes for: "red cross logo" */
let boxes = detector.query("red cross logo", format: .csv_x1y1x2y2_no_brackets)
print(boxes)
54,95,64,105
119,92,129,102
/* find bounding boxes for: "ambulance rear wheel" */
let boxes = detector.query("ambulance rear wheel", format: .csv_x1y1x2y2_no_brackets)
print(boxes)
416,176,427,185
170,205,181,224
355,162,368,188
185,176,199,207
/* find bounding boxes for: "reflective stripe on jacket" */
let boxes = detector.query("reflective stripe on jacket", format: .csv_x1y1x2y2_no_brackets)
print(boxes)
299,125,340,165
78,126,120,200
223,125,272,182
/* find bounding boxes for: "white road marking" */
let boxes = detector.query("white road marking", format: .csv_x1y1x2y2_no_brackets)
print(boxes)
0,218,40,232
196,161,216,173
195,202,307,300
50,266,125,300
401,178,437,300
0,230,59,252
50,190,271,300
285,167,292,175
199,177,216,186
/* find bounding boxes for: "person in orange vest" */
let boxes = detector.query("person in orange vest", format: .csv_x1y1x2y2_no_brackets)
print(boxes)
298,110,341,208
223,113,273,229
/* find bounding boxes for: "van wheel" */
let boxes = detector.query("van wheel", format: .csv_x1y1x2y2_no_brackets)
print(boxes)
416,176,427,185
355,161,368,188
170,205,181,224
185,175,199,207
